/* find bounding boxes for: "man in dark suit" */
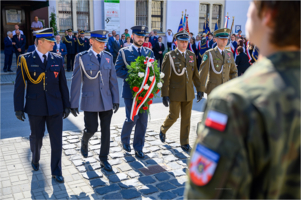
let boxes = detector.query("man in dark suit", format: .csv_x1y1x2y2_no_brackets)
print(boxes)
77,31,90,52
235,46,250,76
112,34,123,63
150,30,159,47
14,28,70,183
63,29,77,71
4,31,15,72
208,33,214,49
115,26,154,159
13,30,26,64
53,35,67,65
108,30,116,55
121,34,126,44
153,36,165,69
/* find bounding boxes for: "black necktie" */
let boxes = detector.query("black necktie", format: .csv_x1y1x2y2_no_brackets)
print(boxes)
138,48,141,56
43,54,47,67
221,51,224,59
97,54,101,64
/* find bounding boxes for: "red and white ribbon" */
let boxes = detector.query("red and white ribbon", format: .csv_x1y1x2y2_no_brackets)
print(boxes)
130,58,157,121
246,41,252,63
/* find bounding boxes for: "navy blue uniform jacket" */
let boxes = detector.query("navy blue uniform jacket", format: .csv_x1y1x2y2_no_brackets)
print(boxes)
14,51,70,116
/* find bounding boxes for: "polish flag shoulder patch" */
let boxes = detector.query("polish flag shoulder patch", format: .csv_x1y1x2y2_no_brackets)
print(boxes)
205,110,228,132
189,144,220,186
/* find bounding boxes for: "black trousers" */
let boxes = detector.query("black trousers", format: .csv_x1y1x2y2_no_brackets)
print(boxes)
67,54,75,71
167,42,172,51
156,56,163,71
84,110,113,161
4,54,13,71
28,113,63,176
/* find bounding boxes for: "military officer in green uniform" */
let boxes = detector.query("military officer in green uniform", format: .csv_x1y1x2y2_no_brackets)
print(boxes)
159,30,203,152
185,1,300,198
198,28,237,98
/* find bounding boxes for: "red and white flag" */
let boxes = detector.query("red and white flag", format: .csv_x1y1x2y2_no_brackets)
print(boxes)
205,110,228,132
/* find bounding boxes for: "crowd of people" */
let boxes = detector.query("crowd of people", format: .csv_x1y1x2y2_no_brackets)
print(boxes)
9,1,301,198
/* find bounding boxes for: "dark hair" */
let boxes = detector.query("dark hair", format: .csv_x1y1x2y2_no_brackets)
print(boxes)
237,46,243,54
158,36,162,39
208,33,213,36
237,39,243,47
254,1,300,48
190,37,195,44
125,29,128,31
231,34,236,37
126,36,131,41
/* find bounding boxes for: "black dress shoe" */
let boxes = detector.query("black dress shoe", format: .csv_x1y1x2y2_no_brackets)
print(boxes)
122,143,131,152
3,70,7,72
81,139,89,158
135,150,144,159
181,144,192,152
159,130,166,143
52,175,64,183
31,161,39,171
7,70,13,72
99,160,112,171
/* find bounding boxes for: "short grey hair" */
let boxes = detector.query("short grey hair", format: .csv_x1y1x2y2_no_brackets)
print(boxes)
55,34,61,38
7,31,12,36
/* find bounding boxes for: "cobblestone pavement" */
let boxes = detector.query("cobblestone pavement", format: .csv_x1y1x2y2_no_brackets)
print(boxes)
0,113,203,200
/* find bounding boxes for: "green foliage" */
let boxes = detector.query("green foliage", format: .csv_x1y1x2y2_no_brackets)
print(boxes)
49,12,58,35
125,56,164,114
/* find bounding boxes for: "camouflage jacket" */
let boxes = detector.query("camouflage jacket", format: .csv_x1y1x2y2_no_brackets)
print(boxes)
185,51,300,199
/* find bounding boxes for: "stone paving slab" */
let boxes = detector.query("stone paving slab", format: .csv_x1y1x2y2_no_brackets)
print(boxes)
0,113,202,199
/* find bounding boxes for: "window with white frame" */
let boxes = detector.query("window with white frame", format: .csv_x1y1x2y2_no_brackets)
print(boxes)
77,0,90,31
58,0,73,31
199,4,210,34
151,1,163,32
212,5,222,30
136,0,148,26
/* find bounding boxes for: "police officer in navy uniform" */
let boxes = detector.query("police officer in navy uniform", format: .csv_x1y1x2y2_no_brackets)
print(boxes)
115,26,154,158
77,31,90,52
63,29,77,71
70,30,119,171
14,28,70,183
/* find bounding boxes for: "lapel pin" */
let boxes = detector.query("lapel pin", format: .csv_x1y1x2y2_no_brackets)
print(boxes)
33,56,36,58
34,72,36,76
178,69,181,73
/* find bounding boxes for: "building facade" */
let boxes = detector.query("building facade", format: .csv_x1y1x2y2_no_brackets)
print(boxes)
1,0,249,49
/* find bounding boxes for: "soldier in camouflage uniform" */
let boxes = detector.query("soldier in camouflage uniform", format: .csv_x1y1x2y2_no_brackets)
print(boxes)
185,1,300,198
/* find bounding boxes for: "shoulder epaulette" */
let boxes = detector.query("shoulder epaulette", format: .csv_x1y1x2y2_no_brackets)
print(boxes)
78,50,88,56
187,50,194,54
144,47,153,52
104,51,112,57
120,46,130,51
51,52,63,58
225,49,232,52
21,52,32,57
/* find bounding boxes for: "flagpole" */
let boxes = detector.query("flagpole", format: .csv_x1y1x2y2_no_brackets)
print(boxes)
230,16,235,34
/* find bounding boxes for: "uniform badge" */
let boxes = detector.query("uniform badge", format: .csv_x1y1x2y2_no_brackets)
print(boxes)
173,56,175,59
61,49,64,51
205,110,228,132
203,54,208,61
216,65,219,68
189,56,193,60
178,69,181,73
189,144,220,186
106,58,110,63
54,72,59,78
34,72,36,77
227,53,231,58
